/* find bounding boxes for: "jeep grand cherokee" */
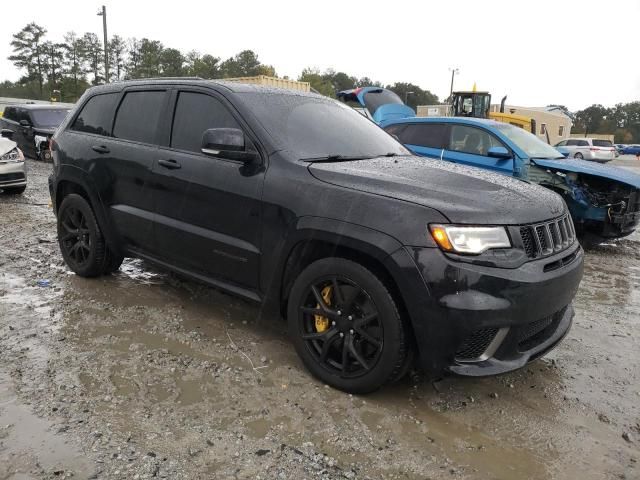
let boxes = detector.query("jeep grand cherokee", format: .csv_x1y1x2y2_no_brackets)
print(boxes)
48,79,584,393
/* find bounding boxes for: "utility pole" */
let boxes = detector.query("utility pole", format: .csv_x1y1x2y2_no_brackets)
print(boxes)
97,6,109,83
404,91,414,104
449,67,459,101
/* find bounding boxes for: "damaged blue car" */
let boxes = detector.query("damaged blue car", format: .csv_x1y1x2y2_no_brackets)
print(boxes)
339,88,640,239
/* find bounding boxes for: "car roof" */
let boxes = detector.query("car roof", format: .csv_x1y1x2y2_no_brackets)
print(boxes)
85,78,323,98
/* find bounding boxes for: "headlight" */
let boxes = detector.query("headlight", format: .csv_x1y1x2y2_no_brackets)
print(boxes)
0,147,24,163
429,225,511,254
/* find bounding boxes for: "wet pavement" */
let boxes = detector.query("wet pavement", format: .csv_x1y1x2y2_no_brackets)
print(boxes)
0,159,638,479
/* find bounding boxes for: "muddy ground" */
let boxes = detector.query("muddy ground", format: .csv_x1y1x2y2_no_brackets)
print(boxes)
0,159,638,480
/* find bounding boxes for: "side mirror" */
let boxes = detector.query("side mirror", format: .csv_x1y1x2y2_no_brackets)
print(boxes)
201,128,258,163
19,119,31,127
487,146,512,160
1,129,14,139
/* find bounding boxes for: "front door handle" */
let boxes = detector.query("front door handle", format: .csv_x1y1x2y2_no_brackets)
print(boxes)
158,159,181,170
91,145,110,154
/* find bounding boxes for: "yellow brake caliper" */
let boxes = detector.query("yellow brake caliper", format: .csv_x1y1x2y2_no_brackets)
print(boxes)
314,286,332,333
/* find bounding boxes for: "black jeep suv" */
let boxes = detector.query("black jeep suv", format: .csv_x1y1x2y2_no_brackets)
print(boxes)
1,104,71,161
49,79,584,393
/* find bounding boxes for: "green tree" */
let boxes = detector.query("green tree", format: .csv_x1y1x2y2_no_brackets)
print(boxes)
80,32,104,85
8,22,48,97
108,35,127,81
299,67,335,97
42,41,65,91
62,32,85,98
136,38,164,78
220,50,264,78
386,82,439,110
125,38,142,79
160,48,184,76
185,51,221,79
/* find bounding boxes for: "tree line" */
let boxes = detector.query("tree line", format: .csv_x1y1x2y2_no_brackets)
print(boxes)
2,22,439,110
3,22,638,142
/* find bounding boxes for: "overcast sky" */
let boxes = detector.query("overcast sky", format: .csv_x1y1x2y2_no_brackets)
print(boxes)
1,0,638,111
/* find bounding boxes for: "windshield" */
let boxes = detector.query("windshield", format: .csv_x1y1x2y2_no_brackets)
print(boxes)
30,109,70,128
362,90,403,115
238,92,409,160
493,123,563,159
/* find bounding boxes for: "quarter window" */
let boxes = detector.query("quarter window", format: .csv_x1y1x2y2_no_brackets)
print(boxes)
113,91,166,144
397,124,447,149
448,125,503,156
170,92,241,153
71,93,119,136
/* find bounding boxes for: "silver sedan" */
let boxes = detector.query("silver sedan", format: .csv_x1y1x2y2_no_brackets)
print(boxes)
0,134,27,194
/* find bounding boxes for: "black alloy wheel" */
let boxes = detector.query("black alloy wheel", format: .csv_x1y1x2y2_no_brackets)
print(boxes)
299,275,384,378
57,194,109,277
288,258,409,394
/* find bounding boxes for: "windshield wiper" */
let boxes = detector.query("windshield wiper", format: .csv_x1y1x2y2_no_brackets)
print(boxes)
301,153,405,163
301,155,376,163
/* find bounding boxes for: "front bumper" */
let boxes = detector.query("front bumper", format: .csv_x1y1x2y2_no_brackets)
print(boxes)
0,161,27,188
386,241,584,376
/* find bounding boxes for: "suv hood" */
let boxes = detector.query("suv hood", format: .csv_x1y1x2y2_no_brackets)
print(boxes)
308,156,566,225
532,158,640,189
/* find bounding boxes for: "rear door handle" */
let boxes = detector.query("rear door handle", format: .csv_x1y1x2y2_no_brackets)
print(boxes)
91,145,110,154
158,159,181,170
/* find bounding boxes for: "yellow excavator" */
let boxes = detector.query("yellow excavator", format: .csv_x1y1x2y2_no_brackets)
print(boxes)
452,88,540,138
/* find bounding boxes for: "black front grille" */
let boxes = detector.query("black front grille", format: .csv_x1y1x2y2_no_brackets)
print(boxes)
0,172,25,182
455,328,498,361
520,214,575,259
516,308,565,351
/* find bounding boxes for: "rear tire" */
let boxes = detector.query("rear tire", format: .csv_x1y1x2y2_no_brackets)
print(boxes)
287,257,409,394
574,152,583,159
57,194,107,277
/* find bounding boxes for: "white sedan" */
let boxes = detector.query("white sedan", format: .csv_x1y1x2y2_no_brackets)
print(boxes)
0,133,27,194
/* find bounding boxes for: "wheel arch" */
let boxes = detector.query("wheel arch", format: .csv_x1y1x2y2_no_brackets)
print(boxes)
54,168,122,255
275,218,416,342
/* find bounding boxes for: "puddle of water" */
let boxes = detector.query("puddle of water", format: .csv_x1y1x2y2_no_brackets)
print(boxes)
0,370,94,478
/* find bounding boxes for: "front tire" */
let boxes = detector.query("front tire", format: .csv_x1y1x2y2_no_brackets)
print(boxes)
287,258,409,394
57,194,107,277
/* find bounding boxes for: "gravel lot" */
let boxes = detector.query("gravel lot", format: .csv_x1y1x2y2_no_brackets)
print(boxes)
0,158,638,479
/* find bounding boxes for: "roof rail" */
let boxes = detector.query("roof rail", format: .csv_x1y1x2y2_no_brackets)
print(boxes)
134,76,203,81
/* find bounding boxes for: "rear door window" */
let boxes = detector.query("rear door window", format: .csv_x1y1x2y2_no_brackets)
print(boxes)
113,91,166,144
71,93,119,136
170,91,241,153
577,140,589,147
398,124,447,149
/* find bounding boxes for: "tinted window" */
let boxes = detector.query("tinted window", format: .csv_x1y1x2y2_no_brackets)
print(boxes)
593,140,613,147
16,109,29,123
72,93,118,136
362,90,403,115
448,125,503,156
555,140,567,147
577,140,589,146
113,91,165,144
398,124,447,149
566,140,578,146
171,92,240,153
238,93,408,159
3,107,16,121
30,109,69,128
